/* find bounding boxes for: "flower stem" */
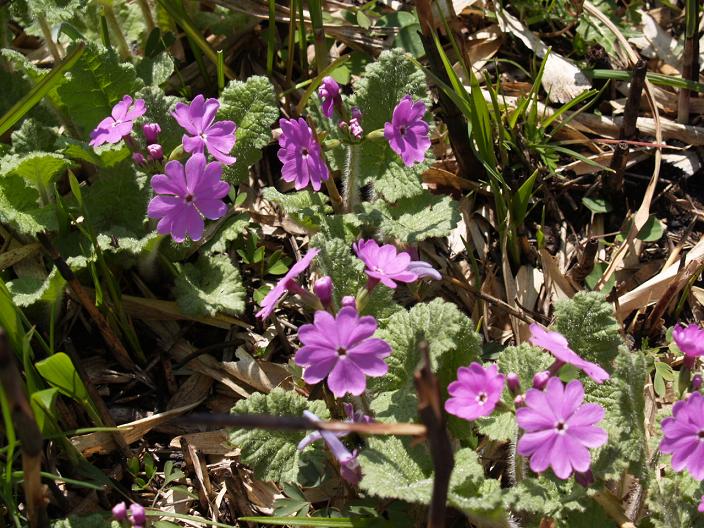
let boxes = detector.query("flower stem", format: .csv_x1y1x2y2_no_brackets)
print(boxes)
38,16,62,62
323,178,344,213
103,4,131,60
343,143,361,212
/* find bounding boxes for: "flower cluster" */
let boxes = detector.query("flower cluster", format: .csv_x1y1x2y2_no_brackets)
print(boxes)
112,502,146,528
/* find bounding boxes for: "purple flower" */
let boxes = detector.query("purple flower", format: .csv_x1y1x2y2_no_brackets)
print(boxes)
517,378,607,479
299,403,371,449
353,239,417,289
445,363,505,421
130,503,146,525
673,324,704,368
143,122,161,144
256,249,319,319
89,95,146,147
406,260,441,281
112,502,127,521
341,296,356,309
318,76,341,118
172,94,237,165
147,144,163,161
147,154,229,243
313,276,333,308
384,95,431,166
660,391,704,480
295,307,391,397
693,374,703,391
529,324,609,384
300,410,362,485
506,372,521,395
132,152,147,167
278,118,329,191
699,495,704,513
349,107,363,139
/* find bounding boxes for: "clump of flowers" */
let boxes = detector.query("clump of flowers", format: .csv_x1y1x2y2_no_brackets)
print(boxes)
295,306,391,397
384,95,431,166
516,378,608,479
172,94,237,164
660,391,704,480
89,95,146,147
445,363,505,421
277,118,330,191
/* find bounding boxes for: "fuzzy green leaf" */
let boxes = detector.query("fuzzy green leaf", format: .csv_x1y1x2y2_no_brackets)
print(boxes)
136,52,175,87
11,120,59,154
373,158,427,202
174,254,245,317
202,213,250,255
476,411,517,442
7,268,65,307
646,472,704,528
57,43,143,135
497,343,552,393
218,76,278,183
0,174,58,234
229,389,329,483
263,187,332,231
7,152,71,191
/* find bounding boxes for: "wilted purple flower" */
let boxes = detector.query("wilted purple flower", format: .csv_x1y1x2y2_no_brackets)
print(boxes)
313,276,333,308
406,260,441,281
132,152,146,167
699,495,704,513
300,411,361,485
445,363,505,421
673,324,704,369
130,503,146,525
349,107,363,139
172,94,237,165
143,122,161,144
112,502,127,521
318,76,341,118
693,374,703,391
529,324,609,384
147,144,163,161
147,154,229,243
517,378,607,479
295,307,391,397
299,402,371,449
353,239,417,289
660,391,704,480
384,95,430,166
278,118,329,191
89,95,146,147
256,249,319,320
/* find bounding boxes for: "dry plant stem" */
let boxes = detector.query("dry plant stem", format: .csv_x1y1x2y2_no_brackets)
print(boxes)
608,59,647,210
38,16,61,62
171,412,427,436
415,0,484,179
567,237,599,284
446,277,537,324
136,0,156,33
324,178,344,212
103,4,131,60
0,329,49,528
414,340,453,528
36,233,137,372
593,490,636,528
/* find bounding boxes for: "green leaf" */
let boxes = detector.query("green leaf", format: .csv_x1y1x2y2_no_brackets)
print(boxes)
581,196,612,214
218,76,278,183
7,268,66,307
229,388,329,482
56,43,143,135
0,174,58,235
202,213,250,255
10,119,59,154
373,158,427,202
497,343,552,395
174,254,245,317
35,352,89,405
361,194,460,243
135,52,175,87
636,214,665,242
476,411,517,442
263,187,332,231
646,472,704,528
19,0,88,25
30,387,59,434
8,152,72,191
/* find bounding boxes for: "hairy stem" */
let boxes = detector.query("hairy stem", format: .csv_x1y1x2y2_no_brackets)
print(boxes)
343,143,361,212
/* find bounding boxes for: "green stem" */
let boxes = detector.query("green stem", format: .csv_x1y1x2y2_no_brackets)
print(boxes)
307,0,328,74
38,16,62,61
343,143,361,212
103,4,131,60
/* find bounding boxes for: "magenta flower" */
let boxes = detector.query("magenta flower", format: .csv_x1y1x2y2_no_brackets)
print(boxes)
384,95,431,166
112,502,127,521
299,403,371,449
313,276,333,308
699,495,704,513
143,122,161,144
406,260,441,281
278,118,329,191
301,410,362,485
660,391,704,480
517,378,608,479
353,239,417,289
130,503,146,525
147,154,229,243
318,76,341,118
295,307,391,397
89,95,146,147
673,324,704,368
529,324,609,384
172,94,237,165
256,248,319,320
445,363,505,421
349,107,363,139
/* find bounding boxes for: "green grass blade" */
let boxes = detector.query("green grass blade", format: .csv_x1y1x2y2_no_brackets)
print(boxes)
588,69,704,92
238,517,374,527
0,42,85,136
267,0,277,75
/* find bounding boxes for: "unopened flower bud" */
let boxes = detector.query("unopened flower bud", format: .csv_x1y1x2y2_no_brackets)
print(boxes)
349,107,363,139
112,502,127,521
575,469,594,487
341,296,356,309
692,374,703,391
147,143,163,161
130,503,146,525
313,276,333,307
506,373,521,395
532,370,551,390
132,152,146,166
143,122,161,145
513,394,525,407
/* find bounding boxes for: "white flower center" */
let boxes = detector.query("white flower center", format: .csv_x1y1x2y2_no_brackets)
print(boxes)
554,421,568,435
475,392,488,405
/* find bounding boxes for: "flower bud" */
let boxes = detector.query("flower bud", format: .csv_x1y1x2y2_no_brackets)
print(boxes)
349,107,363,139
532,370,551,390
313,276,333,307
575,469,594,487
132,152,146,166
506,373,521,395
513,394,525,407
341,295,356,309
112,502,127,521
692,374,703,391
147,143,164,161
130,503,146,525
143,122,161,145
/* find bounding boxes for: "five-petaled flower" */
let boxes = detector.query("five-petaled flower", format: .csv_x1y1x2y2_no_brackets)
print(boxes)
353,239,418,289
673,323,704,369
295,306,391,397
147,153,229,243
660,391,704,480
172,94,237,165
529,324,609,384
89,95,146,147
256,248,320,320
445,363,505,421
318,76,341,118
278,118,329,191
516,377,608,480
384,95,431,166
